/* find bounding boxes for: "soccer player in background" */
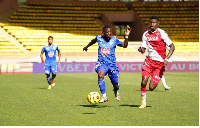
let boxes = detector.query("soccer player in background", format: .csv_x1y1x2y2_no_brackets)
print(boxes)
138,16,175,108
40,36,61,89
83,26,132,103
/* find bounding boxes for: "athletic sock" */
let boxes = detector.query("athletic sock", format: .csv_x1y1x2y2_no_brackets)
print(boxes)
98,78,106,95
141,87,146,104
161,76,168,88
46,74,51,85
47,77,51,85
52,73,56,80
113,84,120,92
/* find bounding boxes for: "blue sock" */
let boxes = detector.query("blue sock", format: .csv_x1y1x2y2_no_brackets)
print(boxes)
113,84,120,92
47,77,51,85
98,78,106,94
52,73,56,80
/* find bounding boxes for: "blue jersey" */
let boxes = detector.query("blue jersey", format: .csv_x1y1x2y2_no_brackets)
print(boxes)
95,35,123,66
41,44,60,66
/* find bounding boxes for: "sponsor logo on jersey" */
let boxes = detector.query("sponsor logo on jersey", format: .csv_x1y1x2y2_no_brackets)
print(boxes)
48,51,54,57
147,36,158,41
101,47,110,57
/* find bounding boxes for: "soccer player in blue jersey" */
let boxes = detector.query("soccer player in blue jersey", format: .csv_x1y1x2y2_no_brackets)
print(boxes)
40,36,61,89
83,26,132,103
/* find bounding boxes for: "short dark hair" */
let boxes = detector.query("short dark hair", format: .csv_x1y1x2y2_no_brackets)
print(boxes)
102,26,111,32
150,16,159,21
48,36,53,39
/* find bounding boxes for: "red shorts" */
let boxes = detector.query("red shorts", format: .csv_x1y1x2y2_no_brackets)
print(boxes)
142,58,165,85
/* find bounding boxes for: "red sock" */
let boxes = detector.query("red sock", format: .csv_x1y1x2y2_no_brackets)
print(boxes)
141,87,146,93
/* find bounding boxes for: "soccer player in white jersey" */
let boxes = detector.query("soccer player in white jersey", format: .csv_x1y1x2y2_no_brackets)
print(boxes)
40,36,61,89
138,16,175,108
83,26,132,103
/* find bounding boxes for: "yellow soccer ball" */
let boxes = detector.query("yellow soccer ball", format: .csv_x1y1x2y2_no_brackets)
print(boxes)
87,92,100,105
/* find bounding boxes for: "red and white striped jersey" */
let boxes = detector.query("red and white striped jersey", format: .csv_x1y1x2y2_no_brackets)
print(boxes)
141,28,173,62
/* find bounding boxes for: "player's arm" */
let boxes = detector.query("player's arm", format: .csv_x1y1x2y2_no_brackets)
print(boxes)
166,43,175,60
83,38,96,52
122,27,132,48
164,43,175,66
58,50,61,64
138,33,147,54
40,48,45,63
161,31,175,66
40,53,44,63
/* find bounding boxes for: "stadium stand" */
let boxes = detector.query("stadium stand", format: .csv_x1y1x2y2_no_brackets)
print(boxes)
0,23,27,54
1,1,134,54
0,36,22,53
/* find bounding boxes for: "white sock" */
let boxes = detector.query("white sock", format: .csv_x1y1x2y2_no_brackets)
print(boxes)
141,92,146,104
161,76,168,88
102,93,106,97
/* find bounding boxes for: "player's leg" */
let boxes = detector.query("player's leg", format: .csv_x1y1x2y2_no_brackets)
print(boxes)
95,63,108,103
161,75,171,90
139,73,150,108
50,65,57,87
51,73,56,86
45,65,52,89
149,81,158,91
98,70,107,102
108,67,120,101
139,58,151,108
149,65,164,91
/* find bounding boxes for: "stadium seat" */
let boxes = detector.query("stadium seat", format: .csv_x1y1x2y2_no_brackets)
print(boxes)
1,1,130,53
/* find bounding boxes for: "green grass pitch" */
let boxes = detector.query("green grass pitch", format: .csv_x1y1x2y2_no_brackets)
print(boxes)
0,72,199,126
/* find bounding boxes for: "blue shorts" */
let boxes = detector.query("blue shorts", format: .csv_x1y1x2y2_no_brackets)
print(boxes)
95,62,119,84
45,65,57,75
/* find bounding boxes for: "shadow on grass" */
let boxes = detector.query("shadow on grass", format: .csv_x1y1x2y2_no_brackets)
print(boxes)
82,112,96,114
78,104,112,115
39,87,48,89
119,104,152,108
33,87,48,89
78,104,112,108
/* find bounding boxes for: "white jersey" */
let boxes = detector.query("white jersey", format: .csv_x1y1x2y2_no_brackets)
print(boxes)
141,28,173,62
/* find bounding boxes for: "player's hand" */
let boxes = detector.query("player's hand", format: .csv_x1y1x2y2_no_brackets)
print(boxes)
138,47,145,54
58,60,61,64
41,59,44,63
164,60,168,66
124,27,132,36
83,47,88,52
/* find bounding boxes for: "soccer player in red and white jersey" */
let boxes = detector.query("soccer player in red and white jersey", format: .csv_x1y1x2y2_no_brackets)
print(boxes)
138,16,175,108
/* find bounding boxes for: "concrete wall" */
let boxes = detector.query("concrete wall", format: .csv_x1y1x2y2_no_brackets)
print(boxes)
101,11,147,41
0,0,18,22
0,0,18,13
